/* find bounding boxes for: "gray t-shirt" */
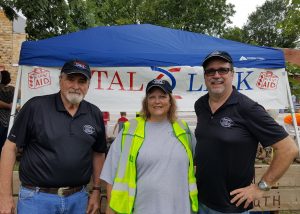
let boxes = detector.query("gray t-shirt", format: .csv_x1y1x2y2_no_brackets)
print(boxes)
100,120,196,214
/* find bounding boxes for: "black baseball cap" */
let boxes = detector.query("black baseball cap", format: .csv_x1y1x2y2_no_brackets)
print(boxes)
202,51,233,68
146,79,172,94
61,60,91,79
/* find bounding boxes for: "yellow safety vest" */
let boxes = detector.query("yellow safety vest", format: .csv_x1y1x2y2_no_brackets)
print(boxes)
110,117,198,213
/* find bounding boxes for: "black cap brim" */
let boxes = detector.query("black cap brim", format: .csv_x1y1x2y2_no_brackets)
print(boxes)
202,56,232,68
146,85,171,94
63,70,91,80
202,51,233,68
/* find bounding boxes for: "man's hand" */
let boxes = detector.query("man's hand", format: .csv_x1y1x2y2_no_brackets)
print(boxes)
230,184,265,208
86,191,100,214
0,195,15,214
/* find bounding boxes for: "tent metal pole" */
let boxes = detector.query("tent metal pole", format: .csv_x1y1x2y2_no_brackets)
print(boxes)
284,70,300,153
8,66,22,134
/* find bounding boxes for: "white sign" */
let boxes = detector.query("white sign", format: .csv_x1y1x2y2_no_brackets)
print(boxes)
21,66,288,112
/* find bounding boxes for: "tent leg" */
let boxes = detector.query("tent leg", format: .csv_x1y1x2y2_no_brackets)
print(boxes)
284,71,300,155
8,66,22,134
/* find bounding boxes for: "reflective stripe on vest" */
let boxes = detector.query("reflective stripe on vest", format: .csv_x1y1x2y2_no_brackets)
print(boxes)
173,119,198,212
110,117,198,213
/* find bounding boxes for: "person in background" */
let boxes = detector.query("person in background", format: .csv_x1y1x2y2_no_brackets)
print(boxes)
194,51,298,214
0,70,15,151
101,79,198,214
0,60,107,214
112,111,128,135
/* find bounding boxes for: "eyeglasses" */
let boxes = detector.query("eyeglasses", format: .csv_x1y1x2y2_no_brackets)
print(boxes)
204,67,231,76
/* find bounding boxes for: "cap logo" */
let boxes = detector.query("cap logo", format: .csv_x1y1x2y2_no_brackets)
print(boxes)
74,62,87,70
152,79,165,85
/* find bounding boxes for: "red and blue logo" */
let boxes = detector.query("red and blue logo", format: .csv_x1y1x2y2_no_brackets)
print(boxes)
151,66,182,99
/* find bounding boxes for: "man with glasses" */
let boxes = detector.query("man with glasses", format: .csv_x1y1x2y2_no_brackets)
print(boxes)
194,51,298,214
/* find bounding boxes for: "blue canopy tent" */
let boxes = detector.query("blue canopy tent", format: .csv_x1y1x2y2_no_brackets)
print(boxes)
19,24,285,68
14,25,298,140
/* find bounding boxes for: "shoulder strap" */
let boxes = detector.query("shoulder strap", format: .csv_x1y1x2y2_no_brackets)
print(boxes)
121,118,146,151
176,119,193,151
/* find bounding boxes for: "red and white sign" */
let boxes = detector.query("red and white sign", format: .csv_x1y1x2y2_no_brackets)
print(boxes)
28,68,51,89
20,66,288,111
256,71,279,89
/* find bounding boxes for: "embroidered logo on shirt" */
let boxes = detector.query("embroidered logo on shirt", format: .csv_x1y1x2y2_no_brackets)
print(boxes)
83,125,95,134
220,117,234,128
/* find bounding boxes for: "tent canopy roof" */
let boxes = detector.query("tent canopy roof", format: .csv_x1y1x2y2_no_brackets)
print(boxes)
19,24,285,68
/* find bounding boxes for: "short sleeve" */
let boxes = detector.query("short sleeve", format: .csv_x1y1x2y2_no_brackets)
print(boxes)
185,122,197,157
242,102,288,148
8,99,33,147
100,131,122,184
92,110,107,153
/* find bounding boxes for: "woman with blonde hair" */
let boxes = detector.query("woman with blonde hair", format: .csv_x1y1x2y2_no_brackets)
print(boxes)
100,79,198,214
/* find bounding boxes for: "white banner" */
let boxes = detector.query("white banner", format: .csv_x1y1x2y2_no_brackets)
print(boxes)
21,66,288,112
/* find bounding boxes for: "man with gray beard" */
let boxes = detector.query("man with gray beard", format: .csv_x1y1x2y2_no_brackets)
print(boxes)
0,60,107,214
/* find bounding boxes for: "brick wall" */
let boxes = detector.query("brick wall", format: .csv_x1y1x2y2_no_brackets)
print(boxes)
283,48,300,67
282,48,300,83
0,9,26,86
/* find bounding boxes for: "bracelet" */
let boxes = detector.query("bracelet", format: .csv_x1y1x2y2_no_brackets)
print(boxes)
92,186,101,191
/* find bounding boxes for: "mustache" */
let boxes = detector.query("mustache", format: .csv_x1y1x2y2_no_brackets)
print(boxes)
68,90,81,94
210,78,224,83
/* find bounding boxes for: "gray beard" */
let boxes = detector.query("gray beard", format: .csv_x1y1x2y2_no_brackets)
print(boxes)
66,93,84,105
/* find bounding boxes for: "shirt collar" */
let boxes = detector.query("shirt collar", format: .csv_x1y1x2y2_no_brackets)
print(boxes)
225,86,239,105
202,86,239,108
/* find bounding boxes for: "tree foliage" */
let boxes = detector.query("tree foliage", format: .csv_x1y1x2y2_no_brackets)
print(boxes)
94,0,234,36
241,0,298,48
279,0,300,47
1,0,235,40
223,0,299,48
0,0,18,20
15,0,71,40
287,62,300,97
1,0,97,40
222,26,245,43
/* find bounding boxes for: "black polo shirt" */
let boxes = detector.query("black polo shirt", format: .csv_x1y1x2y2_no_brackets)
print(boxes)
194,87,288,213
9,92,107,187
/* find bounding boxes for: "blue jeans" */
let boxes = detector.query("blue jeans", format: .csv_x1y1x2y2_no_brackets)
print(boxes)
17,186,88,214
198,203,250,214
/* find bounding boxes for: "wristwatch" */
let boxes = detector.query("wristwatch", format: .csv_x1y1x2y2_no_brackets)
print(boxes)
258,179,271,191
